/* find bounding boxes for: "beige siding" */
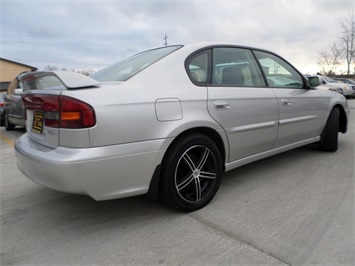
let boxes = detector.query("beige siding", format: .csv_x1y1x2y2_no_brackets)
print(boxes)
0,60,34,82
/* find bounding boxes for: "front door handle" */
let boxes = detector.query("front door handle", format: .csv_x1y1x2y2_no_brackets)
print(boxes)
214,101,230,110
281,99,291,106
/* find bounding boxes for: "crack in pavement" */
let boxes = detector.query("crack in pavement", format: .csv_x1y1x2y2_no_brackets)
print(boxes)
189,213,291,266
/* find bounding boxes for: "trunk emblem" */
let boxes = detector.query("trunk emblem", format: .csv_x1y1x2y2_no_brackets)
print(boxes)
46,130,55,135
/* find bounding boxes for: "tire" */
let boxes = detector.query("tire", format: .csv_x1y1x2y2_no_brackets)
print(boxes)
4,113,15,131
160,133,223,212
320,108,339,152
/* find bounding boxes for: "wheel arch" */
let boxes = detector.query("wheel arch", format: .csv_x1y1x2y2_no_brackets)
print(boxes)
334,104,348,133
146,126,227,200
170,127,227,166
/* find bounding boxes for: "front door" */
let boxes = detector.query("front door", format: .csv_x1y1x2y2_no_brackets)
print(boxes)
253,50,323,148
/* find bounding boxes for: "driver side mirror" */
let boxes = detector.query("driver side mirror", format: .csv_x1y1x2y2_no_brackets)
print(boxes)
308,77,320,87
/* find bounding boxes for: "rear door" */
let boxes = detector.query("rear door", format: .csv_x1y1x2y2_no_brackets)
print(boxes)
253,50,323,148
203,47,279,162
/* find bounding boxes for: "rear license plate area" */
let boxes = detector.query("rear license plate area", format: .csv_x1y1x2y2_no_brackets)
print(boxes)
32,111,44,134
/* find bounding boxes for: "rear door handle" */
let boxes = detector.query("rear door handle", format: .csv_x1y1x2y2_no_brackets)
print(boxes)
214,101,230,110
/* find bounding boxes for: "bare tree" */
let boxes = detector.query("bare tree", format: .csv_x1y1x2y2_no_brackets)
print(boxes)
75,69,96,76
42,66,96,75
338,12,355,75
317,43,343,76
44,65,58,71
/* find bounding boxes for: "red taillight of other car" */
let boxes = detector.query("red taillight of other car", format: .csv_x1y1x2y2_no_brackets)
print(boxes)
22,94,96,129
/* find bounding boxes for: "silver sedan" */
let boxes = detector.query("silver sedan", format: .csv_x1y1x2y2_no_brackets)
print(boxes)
15,43,349,211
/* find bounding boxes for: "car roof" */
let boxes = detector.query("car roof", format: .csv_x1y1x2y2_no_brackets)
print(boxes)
182,42,275,53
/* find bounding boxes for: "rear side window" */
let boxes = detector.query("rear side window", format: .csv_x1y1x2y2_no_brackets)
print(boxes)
253,51,304,88
212,47,265,87
186,47,266,87
36,76,63,90
20,75,64,91
91,46,182,82
186,50,210,84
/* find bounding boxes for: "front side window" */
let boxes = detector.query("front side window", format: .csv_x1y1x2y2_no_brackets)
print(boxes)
91,45,182,82
253,51,304,89
212,47,265,87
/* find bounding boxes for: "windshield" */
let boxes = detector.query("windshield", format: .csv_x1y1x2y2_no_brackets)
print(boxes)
323,76,337,83
91,45,182,82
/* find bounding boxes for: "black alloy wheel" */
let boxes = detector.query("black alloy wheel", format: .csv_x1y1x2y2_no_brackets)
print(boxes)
160,133,223,212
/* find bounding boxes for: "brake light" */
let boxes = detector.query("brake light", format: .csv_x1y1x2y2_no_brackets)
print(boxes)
22,94,96,129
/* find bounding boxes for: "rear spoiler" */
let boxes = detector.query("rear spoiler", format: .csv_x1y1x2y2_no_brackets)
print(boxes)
20,71,101,90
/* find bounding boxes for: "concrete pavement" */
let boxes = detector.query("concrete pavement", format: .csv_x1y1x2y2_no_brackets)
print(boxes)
1,101,354,265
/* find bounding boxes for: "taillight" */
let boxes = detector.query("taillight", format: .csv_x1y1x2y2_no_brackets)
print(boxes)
22,94,96,129
59,96,96,128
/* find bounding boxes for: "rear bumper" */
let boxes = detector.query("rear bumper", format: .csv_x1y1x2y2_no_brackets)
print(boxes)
15,134,168,200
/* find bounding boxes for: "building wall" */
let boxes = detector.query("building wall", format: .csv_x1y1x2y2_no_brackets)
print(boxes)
0,59,36,91
0,60,34,81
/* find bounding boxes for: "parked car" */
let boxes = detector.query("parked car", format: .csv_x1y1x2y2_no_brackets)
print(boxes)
308,75,353,98
15,43,349,211
4,72,63,130
4,73,26,130
0,92,6,126
334,78,355,98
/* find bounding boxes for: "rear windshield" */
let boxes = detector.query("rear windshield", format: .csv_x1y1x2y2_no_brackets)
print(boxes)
91,45,182,82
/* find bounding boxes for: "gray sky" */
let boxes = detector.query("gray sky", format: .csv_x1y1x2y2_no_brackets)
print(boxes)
1,0,354,74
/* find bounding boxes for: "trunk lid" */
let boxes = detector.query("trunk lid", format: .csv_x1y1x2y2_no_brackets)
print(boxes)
21,72,100,149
